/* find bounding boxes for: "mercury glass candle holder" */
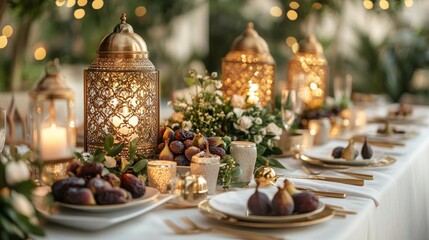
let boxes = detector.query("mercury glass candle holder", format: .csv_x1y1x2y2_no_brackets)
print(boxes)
147,160,177,193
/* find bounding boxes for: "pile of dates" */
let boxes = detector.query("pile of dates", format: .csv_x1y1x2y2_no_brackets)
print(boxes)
51,161,145,205
157,127,226,166
247,179,320,216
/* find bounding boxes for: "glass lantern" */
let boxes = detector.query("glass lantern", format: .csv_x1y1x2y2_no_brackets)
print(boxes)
221,22,275,108
287,35,328,110
29,59,76,183
84,14,159,158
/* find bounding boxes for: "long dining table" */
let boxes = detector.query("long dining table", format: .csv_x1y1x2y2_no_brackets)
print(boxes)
37,105,429,240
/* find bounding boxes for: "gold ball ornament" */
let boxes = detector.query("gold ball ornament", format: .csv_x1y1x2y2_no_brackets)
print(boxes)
254,165,279,187
168,173,208,207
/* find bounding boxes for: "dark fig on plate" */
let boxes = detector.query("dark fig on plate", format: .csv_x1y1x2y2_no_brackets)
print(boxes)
159,139,174,161
102,173,121,187
169,140,185,155
174,154,190,166
207,137,223,147
185,146,201,161
87,177,112,194
76,162,104,179
120,173,146,198
96,187,132,205
361,137,373,159
209,146,226,158
271,185,294,216
51,177,86,202
64,187,96,205
183,139,193,149
284,179,319,214
159,126,166,143
192,133,208,150
331,147,344,159
66,159,81,176
162,127,175,142
247,185,272,216
174,129,195,141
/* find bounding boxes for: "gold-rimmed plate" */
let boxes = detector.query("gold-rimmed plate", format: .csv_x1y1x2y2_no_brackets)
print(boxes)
300,154,396,169
302,149,385,166
198,200,335,228
208,188,325,223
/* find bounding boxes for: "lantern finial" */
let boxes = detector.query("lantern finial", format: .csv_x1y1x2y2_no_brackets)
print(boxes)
246,22,254,31
120,13,126,24
45,58,61,75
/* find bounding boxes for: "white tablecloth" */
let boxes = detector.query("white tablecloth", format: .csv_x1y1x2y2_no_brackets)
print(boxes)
38,105,429,240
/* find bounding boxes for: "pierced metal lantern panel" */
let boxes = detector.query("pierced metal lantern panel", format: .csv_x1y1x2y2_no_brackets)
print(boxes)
84,14,159,158
221,23,275,107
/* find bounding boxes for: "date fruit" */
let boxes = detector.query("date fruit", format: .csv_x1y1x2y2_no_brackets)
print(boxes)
51,177,86,201
120,173,146,198
76,162,104,179
96,187,132,205
87,177,112,194
64,187,96,205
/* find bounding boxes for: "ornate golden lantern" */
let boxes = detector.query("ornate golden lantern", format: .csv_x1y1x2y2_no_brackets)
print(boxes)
29,59,76,183
84,14,159,157
287,35,328,110
221,22,275,107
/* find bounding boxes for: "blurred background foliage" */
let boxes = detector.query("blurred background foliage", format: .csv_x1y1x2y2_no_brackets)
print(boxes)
0,0,428,103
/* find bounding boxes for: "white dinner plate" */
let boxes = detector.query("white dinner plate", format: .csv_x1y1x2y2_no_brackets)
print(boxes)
57,187,159,212
208,188,325,223
33,187,174,231
302,148,384,166
371,114,427,125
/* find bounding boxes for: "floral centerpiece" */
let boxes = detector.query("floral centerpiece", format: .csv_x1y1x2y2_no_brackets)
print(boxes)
167,70,284,169
0,146,44,239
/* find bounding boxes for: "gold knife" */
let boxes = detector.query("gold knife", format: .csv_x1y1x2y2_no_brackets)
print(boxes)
282,174,365,186
296,187,346,198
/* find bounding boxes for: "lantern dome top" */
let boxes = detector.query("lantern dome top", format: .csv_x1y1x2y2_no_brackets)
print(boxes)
297,35,324,56
30,59,74,99
230,22,271,55
97,13,148,58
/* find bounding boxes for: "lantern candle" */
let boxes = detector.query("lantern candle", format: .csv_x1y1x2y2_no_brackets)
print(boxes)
111,106,139,140
247,81,260,104
40,124,68,161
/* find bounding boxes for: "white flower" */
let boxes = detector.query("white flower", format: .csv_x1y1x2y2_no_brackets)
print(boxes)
260,128,266,135
11,191,35,218
226,112,234,119
254,117,262,125
211,72,218,79
265,122,283,136
231,95,245,108
214,80,222,89
237,116,253,130
233,108,244,118
215,90,223,97
254,135,263,144
171,123,180,129
216,98,222,105
6,161,30,185
182,121,192,131
104,156,117,168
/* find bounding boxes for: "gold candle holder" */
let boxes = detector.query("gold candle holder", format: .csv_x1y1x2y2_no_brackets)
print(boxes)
147,160,177,193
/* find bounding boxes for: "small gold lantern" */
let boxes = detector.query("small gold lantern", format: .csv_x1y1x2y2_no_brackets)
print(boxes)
84,14,159,157
222,22,275,107
286,35,328,110
29,59,76,182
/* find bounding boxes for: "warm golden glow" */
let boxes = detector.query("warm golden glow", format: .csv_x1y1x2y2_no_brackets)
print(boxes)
2,25,13,38
0,35,7,49
289,1,299,9
135,6,147,17
287,10,298,21
270,6,283,17
34,47,47,60
92,0,104,9
55,0,65,7
291,42,299,53
379,0,389,9
74,9,85,19
66,0,76,8
286,36,297,47
77,0,87,7
312,2,322,10
363,0,374,9
404,0,413,7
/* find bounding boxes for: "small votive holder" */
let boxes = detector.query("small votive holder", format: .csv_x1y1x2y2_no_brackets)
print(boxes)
230,141,257,183
147,160,177,193
191,154,220,195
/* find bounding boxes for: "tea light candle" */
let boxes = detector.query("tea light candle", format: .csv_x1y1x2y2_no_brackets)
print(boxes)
308,119,330,145
111,106,139,140
247,81,260,104
191,154,220,195
147,160,177,193
230,141,257,183
40,124,69,161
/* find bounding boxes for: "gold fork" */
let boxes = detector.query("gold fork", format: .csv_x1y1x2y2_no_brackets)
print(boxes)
164,217,284,240
302,165,374,180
